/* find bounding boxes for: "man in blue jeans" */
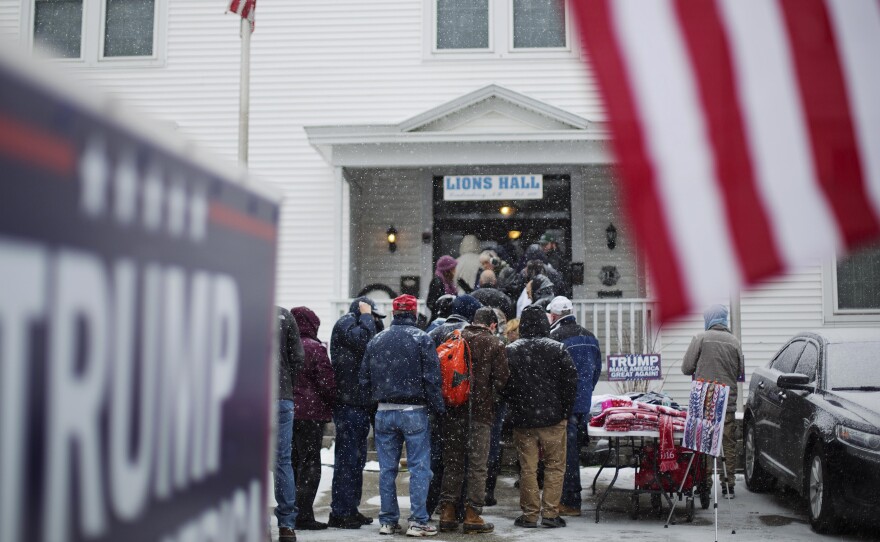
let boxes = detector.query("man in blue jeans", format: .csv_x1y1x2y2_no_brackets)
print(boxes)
329,297,385,529
360,294,445,537
548,297,602,516
275,307,305,541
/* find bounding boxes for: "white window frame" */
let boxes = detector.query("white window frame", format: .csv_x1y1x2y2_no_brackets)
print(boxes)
424,0,579,60
822,255,880,324
507,0,572,53
24,0,167,68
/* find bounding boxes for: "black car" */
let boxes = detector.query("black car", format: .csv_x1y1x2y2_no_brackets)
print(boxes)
744,329,880,533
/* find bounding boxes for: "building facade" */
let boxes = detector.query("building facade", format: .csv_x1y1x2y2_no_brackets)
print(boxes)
3,0,877,404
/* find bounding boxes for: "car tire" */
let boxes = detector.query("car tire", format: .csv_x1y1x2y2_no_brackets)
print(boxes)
744,420,775,492
808,444,839,534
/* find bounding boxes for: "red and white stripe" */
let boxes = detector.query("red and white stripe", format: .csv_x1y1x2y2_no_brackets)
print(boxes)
573,0,880,323
227,0,255,27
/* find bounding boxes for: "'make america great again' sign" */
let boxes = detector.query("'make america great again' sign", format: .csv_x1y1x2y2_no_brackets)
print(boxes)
607,354,663,381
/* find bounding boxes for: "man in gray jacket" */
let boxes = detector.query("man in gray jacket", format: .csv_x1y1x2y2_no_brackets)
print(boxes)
681,304,745,498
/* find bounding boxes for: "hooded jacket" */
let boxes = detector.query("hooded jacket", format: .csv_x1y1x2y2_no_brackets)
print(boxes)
454,324,510,425
277,306,305,401
330,297,383,407
550,315,602,414
292,307,337,421
359,313,445,415
471,287,515,320
503,305,577,428
455,235,482,292
681,324,744,409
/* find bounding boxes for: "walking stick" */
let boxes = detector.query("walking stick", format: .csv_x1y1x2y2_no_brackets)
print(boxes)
721,457,736,534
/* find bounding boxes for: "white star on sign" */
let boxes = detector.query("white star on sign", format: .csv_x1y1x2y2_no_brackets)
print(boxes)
114,151,138,224
79,139,108,217
167,179,187,237
142,165,164,231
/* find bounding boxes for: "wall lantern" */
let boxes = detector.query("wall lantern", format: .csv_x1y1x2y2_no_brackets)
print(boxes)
606,223,617,250
387,225,398,252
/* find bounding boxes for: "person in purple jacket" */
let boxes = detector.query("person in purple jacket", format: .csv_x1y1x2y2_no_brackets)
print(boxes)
291,307,337,531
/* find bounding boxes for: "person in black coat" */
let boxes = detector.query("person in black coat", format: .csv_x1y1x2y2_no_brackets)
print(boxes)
503,305,577,529
471,270,515,320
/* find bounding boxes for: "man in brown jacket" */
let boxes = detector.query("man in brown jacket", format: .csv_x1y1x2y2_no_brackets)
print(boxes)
437,307,510,534
681,304,745,498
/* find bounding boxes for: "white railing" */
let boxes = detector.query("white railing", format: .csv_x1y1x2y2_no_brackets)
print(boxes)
330,298,658,357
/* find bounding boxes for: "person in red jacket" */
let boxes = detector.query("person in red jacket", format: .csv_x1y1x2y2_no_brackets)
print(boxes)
291,307,337,530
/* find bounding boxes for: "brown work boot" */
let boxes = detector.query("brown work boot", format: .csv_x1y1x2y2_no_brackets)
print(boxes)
463,505,494,534
278,527,296,542
558,504,582,516
438,502,459,532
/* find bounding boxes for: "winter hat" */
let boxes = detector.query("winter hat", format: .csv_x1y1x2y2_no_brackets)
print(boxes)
435,255,457,273
351,296,386,318
451,294,483,323
519,305,551,338
547,296,573,315
703,304,729,330
524,243,547,263
393,294,418,312
459,234,481,255
538,232,556,246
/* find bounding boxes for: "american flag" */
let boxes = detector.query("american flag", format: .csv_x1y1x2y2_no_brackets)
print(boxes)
572,0,880,323
228,0,256,30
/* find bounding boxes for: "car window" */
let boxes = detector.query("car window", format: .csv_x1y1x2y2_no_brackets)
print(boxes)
794,343,818,383
770,340,805,373
826,341,880,390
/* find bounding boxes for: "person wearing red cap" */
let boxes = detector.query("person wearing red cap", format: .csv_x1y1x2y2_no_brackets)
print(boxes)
359,294,445,537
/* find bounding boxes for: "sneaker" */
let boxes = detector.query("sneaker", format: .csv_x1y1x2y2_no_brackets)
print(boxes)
513,515,538,528
405,522,438,537
541,516,567,528
379,523,403,535
328,514,363,529
558,504,582,517
356,512,375,525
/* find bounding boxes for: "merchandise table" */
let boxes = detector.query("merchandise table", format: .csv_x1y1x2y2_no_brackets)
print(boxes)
589,428,705,524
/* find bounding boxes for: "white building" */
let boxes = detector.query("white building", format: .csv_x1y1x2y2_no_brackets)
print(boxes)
2,0,877,404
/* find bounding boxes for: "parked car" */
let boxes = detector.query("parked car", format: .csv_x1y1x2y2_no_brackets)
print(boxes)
744,329,880,533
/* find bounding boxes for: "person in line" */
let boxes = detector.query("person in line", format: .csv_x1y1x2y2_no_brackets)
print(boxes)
328,297,385,529
504,305,577,529
359,295,445,537
454,234,482,292
291,306,337,530
681,304,745,499
426,294,483,518
274,306,305,542
475,249,516,291
427,256,457,321
425,294,455,334
484,312,511,507
436,307,510,534
539,233,572,298
471,269,515,320
515,265,555,318
547,297,602,516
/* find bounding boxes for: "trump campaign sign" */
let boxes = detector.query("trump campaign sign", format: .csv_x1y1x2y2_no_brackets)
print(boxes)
0,55,280,542
607,353,663,381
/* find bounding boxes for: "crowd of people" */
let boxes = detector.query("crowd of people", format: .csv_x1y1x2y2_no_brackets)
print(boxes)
270,236,602,540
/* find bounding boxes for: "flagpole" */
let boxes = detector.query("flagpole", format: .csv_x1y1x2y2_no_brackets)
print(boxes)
238,16,251,165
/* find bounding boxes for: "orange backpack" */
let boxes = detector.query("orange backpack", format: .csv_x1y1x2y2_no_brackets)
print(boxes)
436,329,472,407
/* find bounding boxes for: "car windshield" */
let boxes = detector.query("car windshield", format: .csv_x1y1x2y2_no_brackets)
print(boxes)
826,341,880,390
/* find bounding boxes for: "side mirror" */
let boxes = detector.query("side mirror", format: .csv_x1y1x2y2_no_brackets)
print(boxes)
777,373,812,391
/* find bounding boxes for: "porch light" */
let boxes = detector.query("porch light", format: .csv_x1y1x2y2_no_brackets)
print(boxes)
606,223,617,250
508,230,522,240
499,205,514,216
387,225,398,252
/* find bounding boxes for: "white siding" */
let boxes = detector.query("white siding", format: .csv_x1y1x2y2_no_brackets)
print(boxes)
0,0,20,43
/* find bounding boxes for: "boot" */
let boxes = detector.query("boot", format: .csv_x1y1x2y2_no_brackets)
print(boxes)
438,502,459,532
463,505,494,534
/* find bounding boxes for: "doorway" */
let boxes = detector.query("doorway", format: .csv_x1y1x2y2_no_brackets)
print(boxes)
432,174,571,270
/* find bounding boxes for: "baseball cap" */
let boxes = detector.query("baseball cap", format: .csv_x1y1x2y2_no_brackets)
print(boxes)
547,296,573,315
538,232,556,245
392,294,418,312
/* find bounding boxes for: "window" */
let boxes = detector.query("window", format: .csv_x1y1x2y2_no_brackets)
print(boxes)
436,0,489,50
794,343,818,383
836,244,880,310
770,340,805,374
30,0,163,65
512,0,566,49
34,0,84,59
429,0,572,57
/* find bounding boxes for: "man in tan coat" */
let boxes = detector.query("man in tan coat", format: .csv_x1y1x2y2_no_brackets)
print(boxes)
437,307,510,534
681,304,745,498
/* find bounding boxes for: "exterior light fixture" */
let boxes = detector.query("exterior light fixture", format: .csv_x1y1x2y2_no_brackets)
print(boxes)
499,205,514,216
606,223,617,250
508,230,522,240
387,225,398,252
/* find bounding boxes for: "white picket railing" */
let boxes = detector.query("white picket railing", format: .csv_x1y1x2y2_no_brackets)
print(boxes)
330,298,658,357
